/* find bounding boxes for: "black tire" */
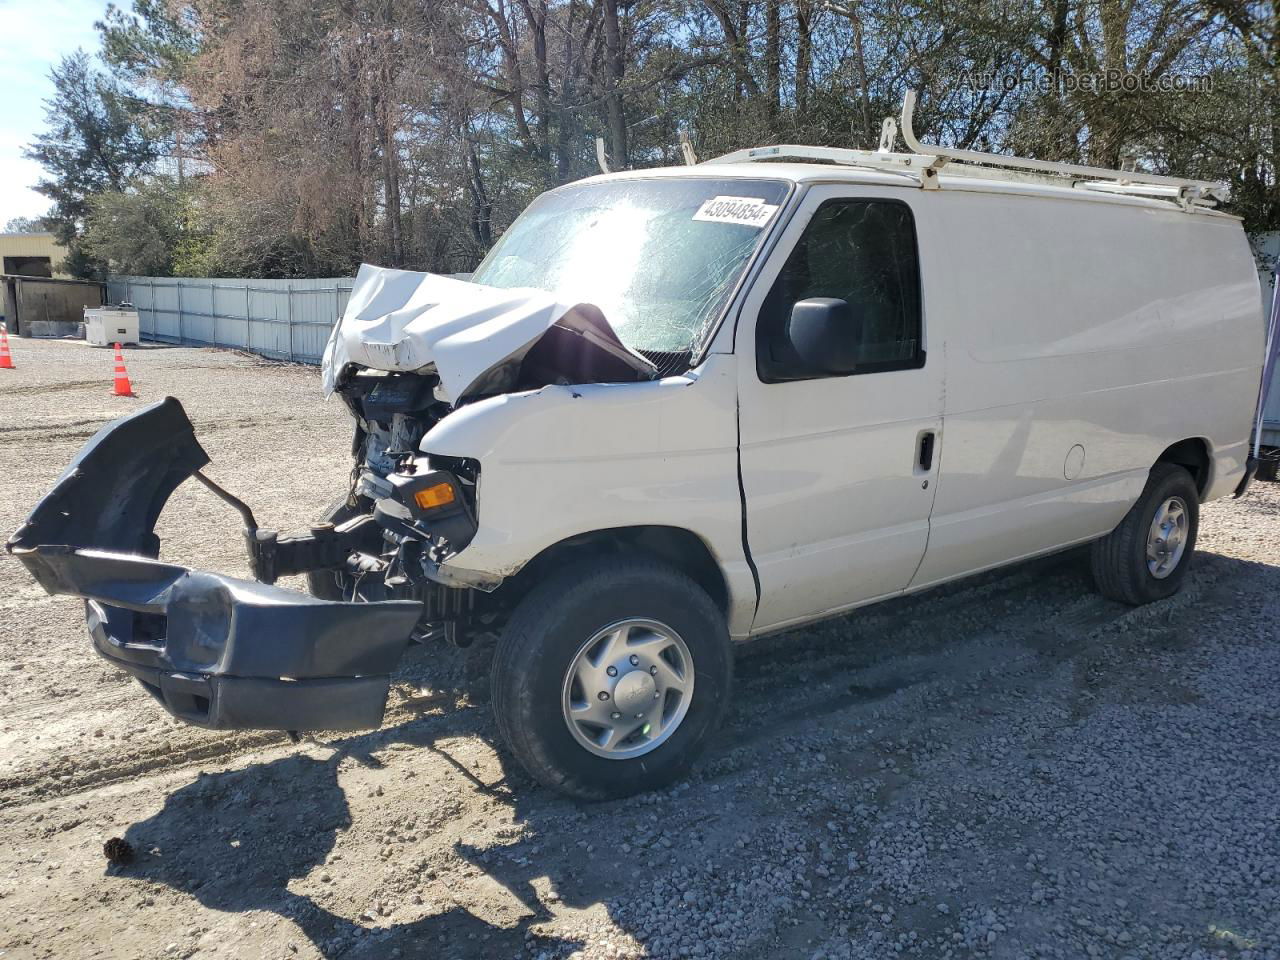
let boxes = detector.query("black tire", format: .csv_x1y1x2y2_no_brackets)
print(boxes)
305,494,361,601
1090,463,1199,605
490,556,732,801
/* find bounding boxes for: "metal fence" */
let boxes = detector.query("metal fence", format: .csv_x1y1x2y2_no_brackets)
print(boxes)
106,275,354,363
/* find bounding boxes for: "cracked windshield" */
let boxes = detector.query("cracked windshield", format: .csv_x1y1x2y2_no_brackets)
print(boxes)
470,178,791,368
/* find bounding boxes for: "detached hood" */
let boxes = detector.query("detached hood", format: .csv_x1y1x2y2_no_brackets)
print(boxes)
321,265,658,402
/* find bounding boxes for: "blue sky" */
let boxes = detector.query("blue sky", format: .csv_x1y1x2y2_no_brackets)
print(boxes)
0,0,110,225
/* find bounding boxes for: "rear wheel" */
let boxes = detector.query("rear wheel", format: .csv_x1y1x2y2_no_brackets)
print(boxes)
491,557,732,800
1091,463,1199,605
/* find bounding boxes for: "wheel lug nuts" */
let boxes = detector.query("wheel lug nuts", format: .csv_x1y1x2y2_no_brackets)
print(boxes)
598,691,609,701
654,691,661,699
629,655,640,666
606,666,617,677
611,711,621,720
635,712,644,719
649,665,658,676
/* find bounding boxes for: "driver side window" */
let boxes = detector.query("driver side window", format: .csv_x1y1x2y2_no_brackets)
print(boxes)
757,198,923,381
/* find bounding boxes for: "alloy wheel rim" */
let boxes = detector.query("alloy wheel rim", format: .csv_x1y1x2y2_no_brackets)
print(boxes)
1146,495,1189,579
561,618,694,760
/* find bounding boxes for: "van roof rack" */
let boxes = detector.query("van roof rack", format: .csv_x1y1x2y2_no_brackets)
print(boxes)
701,91,1229,211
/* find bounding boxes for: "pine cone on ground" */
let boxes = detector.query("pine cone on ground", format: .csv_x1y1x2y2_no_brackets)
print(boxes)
103,837,134,866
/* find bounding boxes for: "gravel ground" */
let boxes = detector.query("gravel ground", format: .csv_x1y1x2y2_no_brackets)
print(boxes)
0,336,1277,960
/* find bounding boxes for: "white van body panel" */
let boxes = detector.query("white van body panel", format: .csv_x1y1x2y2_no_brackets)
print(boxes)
910,188,1261,588
421,354,760,637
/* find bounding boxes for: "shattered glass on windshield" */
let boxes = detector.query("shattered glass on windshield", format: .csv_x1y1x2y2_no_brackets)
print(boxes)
470,178,791,376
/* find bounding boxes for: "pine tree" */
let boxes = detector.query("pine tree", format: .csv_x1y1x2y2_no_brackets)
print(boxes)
23,51,159,278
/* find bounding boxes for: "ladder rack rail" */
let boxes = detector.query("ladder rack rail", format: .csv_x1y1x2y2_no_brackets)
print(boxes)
700,91,1229,210
898,91,1227,204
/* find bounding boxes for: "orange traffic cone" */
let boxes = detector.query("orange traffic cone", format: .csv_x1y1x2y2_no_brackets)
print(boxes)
112,343,134,397
0,324,13,370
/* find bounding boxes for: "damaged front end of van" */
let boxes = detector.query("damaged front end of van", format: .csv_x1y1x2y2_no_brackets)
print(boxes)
8,174,785,738
5,268,660,734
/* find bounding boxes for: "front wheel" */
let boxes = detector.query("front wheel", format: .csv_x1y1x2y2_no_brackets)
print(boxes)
1091,463,1199,605
491,557,732,800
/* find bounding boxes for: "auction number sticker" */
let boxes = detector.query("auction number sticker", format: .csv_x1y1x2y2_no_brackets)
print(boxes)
692,196,780,228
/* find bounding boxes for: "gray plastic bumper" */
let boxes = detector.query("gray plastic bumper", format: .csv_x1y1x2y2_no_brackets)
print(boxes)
7,397,421,732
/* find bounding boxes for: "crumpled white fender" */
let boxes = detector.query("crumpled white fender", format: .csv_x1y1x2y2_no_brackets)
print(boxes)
321,264,655,402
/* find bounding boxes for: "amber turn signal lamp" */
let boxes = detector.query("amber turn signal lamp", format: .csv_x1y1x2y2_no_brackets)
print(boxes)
412,482,456,510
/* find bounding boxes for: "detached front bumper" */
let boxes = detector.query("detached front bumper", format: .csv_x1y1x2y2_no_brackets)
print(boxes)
7,397,421,732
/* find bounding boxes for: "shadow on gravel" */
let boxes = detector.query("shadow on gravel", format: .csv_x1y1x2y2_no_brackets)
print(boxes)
107,548,1107,960
117,719,593,959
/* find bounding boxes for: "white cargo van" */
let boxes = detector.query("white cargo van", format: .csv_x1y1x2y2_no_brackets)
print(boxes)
10,99,1262,800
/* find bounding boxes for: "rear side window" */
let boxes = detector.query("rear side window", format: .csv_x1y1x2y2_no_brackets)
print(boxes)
757,199,923,381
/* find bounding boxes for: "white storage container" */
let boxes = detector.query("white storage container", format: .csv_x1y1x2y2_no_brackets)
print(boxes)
84,307,140,347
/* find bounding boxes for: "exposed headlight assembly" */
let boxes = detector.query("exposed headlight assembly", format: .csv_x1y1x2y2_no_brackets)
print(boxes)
376,465,478,554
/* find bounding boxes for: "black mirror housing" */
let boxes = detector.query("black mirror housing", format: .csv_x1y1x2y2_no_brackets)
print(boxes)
785,298,861,375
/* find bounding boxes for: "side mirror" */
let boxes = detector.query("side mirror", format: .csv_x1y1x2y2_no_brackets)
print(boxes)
785,297,861,375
